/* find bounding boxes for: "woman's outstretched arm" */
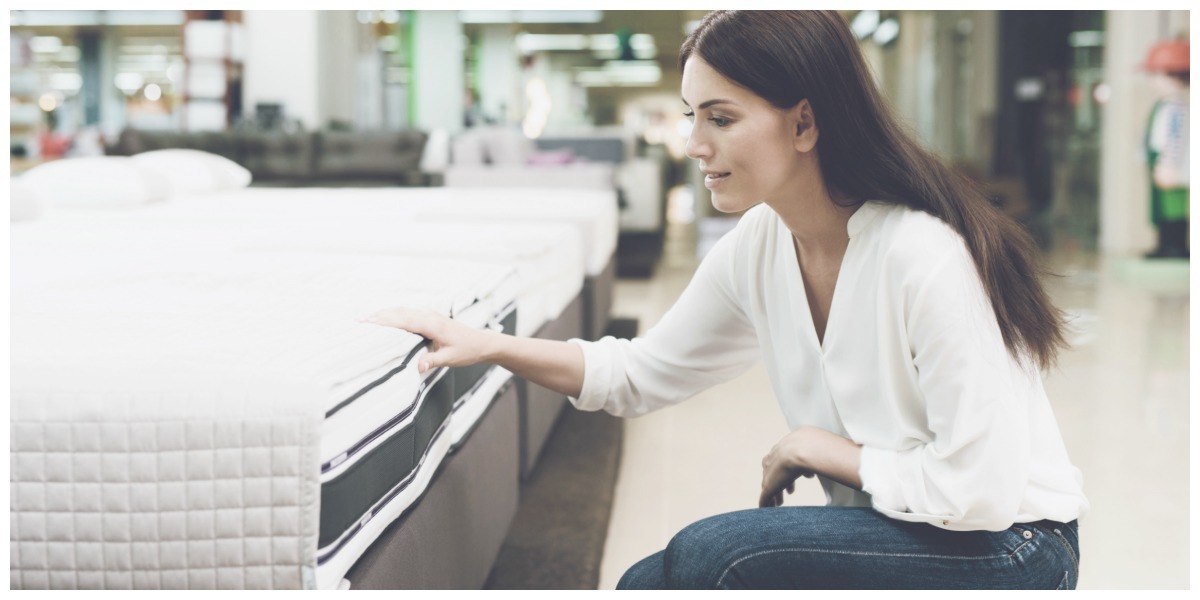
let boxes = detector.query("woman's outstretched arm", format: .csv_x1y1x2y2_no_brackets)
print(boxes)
363,307,585,399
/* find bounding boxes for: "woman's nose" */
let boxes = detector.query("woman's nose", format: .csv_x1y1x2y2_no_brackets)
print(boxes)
685,129,709,161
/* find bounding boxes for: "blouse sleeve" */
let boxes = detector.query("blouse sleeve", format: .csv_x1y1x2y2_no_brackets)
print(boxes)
857,234,1034,532
567,223,761,418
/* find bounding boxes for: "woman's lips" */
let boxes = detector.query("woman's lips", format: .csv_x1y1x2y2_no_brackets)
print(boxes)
704,172,731,189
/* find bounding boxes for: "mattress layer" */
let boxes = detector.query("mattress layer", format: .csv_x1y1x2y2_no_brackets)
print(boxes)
315,364,515,590
318,305,516,535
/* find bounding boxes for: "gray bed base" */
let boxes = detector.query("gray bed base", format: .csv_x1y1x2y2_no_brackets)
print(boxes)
582,254,615,342
344,382,520,589
518,292,584,481
519,253,614,480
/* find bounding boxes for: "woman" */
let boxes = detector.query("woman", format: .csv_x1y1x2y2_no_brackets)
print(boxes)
366,10,1087,590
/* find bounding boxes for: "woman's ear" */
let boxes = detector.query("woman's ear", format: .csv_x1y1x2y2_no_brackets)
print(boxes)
791,99,818,153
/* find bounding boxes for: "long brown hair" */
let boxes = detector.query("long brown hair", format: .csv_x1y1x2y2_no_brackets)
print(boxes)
682,10,1067,370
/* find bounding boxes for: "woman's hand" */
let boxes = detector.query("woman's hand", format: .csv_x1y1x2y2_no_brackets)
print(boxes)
759,426,864,508
362,307,495,374
759,427,817,508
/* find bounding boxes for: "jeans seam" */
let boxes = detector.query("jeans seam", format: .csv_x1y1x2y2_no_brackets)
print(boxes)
1049,529,1079,577
714,547,1013,588
1007,539,1032,560
1030,522,1079,577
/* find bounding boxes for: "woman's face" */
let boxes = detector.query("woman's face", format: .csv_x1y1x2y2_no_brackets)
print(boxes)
681,56,804,213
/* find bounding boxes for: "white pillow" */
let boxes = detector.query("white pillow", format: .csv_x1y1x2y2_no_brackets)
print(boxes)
420,128,450,173
19,156,170,209
130,149,252,196
10,179,44,222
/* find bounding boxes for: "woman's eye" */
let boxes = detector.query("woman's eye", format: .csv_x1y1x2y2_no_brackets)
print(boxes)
683,110,695,120
709,117,730,127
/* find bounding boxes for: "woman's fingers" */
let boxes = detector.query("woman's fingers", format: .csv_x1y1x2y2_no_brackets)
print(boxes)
363,306,493,374
759,470,789,508
760,460,814,508
758,489,775,508
419,347,460,374
362,307,442,338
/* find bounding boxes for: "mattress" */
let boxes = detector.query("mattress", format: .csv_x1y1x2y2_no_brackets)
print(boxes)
43,185,618,277
10,247,519,589
12,218,583,339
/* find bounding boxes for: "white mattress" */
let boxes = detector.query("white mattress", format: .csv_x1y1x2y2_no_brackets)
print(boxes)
43,185,618,276
10,243,519,589
12,218,583,338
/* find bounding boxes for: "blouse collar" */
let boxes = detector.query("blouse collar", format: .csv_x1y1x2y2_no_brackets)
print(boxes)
847,200,885,239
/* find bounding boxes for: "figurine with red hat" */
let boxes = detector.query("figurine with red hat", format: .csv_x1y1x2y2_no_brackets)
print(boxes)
1143,39,1189,259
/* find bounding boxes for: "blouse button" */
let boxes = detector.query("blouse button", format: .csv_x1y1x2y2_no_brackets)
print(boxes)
1022,530,1033,540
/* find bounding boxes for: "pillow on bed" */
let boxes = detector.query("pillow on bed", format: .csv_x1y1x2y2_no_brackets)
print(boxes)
131,149,252,196
10,179,44,222
19,156,171,209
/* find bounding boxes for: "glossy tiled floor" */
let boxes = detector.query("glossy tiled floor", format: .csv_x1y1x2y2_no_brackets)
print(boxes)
596,221,1190,590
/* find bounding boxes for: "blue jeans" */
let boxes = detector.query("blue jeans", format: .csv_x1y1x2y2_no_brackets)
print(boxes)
616,507,1080,589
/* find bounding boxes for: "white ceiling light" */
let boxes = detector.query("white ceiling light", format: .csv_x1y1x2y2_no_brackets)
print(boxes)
515,33,657,60
516,34,590,53
49,72,82,92
460,10,603,24
30,36,63,54
576,60,662,87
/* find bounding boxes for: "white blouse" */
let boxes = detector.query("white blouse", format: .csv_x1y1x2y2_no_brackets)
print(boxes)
569,201,1088,532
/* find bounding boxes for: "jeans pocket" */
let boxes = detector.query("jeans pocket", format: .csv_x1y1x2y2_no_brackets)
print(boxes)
1004,526,1035,561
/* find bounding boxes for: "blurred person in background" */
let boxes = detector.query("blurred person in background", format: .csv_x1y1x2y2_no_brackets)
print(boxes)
366,10,1088,589
1143,39,1190,259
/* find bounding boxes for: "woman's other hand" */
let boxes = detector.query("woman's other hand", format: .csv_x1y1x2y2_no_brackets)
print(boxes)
759,427,816,508
759,426,863,508
362,307,495,374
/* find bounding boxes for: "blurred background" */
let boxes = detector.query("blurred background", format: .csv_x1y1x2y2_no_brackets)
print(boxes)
9,9,1191,262
8,9,1192,590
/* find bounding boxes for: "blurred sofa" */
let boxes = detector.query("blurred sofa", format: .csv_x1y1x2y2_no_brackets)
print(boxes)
108,128,429,186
